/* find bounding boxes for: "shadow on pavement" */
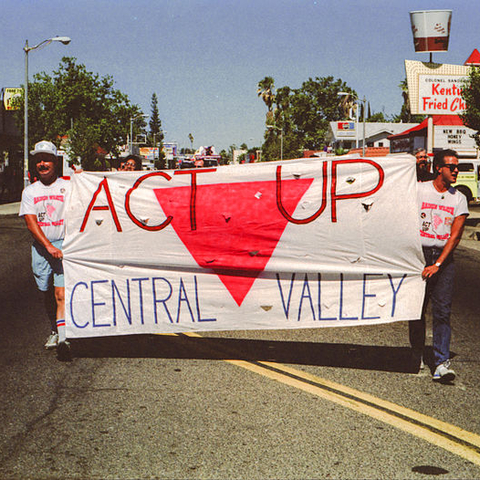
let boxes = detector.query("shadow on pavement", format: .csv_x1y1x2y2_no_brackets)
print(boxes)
69,334,434,374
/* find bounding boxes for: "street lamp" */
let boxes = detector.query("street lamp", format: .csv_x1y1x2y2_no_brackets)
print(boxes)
337,92,367,156
359,95,367,157
24,36,71,187
129,114,148,154
267,124,283,160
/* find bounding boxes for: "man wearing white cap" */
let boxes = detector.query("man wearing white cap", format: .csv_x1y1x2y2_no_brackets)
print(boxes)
19,140,71,360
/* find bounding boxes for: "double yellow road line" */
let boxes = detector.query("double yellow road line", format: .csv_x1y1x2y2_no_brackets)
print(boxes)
181,332,480,466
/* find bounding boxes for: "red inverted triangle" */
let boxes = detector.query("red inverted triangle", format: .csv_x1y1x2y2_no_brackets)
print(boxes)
154,178,313,305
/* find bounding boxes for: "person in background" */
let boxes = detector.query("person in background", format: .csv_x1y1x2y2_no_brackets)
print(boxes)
414,148,435,182
19,140,72,361
123,155,142,171
410,149,468,382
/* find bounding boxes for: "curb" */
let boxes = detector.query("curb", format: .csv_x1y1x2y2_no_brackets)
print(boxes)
0,202,20,216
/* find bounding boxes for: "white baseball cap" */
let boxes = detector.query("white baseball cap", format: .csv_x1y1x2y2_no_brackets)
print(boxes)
30,140,57,157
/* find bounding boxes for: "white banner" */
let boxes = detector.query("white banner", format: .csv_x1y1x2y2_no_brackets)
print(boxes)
64,155,425,338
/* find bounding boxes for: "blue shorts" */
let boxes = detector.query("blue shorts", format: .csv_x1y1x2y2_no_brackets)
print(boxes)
32,240,64,291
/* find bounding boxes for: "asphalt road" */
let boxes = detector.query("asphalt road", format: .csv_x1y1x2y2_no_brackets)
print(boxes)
1,212,480,479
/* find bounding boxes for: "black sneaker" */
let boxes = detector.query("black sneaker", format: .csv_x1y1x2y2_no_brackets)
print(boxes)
57,341,72,362
410,350,425,374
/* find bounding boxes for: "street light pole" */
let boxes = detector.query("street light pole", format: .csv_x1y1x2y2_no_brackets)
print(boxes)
280,126,283,161
337,92,367,156
361,96,366,157
337,91,362,152
23,36,71,188
24,41,29,189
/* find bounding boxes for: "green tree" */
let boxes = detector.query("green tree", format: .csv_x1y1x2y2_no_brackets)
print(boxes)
367,111,387,122
461,67,480,148
257,82,299,161
188,133,194,150
14,56,141,170
258,76,354,160
149,93,163,144
228,144,237,163
392,78,425,123
288,76,354,153
219,149,229,165
257,76,276,124
148,93,165,168
290,76,353,149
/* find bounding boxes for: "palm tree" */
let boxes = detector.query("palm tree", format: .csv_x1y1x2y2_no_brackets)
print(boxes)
339,93,356,120
257,76,276,114
188,133,194,151
229,144,237,163
399,78,411,122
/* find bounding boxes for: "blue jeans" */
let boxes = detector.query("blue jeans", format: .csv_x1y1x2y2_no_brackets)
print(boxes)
409,246,454,367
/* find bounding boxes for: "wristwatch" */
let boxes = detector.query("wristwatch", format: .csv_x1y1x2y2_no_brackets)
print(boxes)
435,262,442,267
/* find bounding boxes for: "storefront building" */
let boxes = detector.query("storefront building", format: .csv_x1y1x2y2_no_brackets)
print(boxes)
389,114,479,159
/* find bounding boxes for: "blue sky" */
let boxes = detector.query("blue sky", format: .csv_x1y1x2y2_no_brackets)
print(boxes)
2,0,478,152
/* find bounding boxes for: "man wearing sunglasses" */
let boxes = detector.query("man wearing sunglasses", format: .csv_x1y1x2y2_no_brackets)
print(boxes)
410,149,469,382
19,140,71,361
414,148,435,182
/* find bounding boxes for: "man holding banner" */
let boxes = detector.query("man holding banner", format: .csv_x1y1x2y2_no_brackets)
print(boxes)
411,149,468,382
19,140,71,361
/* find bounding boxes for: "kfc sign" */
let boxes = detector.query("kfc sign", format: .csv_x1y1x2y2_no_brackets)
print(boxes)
417,74,468,115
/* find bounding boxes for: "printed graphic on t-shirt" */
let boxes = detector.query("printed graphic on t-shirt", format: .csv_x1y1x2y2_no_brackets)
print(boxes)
35,193,65,227
420,202,453,241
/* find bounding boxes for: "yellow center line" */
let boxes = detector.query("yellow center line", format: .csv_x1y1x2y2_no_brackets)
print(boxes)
181,331,480,466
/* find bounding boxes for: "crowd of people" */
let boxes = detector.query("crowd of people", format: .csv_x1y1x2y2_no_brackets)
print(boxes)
19,141,469,380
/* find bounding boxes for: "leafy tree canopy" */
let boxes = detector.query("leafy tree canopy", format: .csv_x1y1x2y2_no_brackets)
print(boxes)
258,76,355,160
148,93,165,169
14,56,143,170
149,93,161,138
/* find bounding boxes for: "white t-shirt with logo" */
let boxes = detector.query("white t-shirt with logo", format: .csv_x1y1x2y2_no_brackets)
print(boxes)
417,181,469,248
19,177,70,242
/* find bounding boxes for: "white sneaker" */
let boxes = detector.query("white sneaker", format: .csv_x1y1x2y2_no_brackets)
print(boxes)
433,360,456,383
44,333,59,349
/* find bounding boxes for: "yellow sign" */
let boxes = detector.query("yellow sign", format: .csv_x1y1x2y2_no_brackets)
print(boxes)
3,88,22,111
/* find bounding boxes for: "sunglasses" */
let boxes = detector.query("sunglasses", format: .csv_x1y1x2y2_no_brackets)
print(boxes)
35,158,54,164
442,164,459,172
